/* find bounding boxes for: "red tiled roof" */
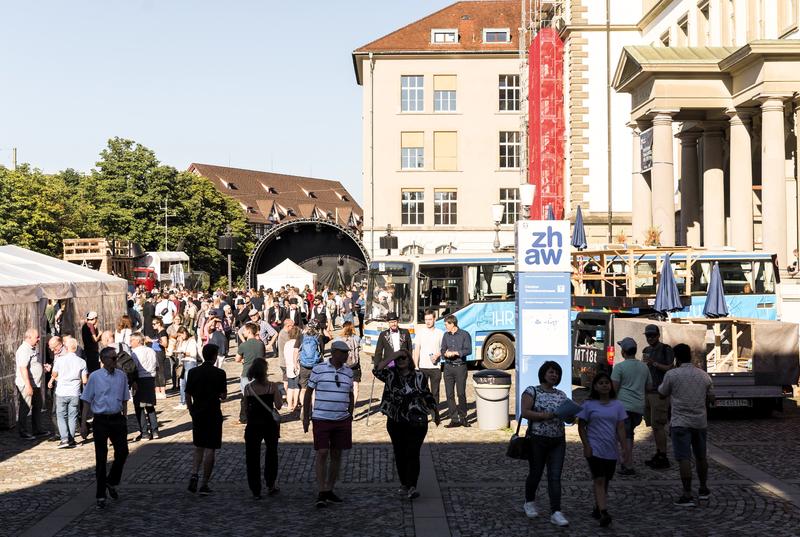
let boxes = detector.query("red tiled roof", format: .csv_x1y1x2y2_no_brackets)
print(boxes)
353,1,520,83
188,163,362,228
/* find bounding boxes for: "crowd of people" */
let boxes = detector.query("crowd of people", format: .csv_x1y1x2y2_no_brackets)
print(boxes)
16,290,714,525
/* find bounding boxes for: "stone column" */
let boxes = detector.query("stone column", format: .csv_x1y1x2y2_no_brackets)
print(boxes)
651,112,676,246
629,121,651,244
761,97,788,267
702,125,726,248
677,131,701,247
727,109,754,251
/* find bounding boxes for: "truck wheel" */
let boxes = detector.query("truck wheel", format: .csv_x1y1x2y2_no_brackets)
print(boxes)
482,334,515,370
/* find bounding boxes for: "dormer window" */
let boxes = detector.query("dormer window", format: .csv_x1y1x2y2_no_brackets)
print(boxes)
262,184,278,195
302,187,317,199
220,178,238,190
431,29,458,44
335,191,350,202
483,28,511,43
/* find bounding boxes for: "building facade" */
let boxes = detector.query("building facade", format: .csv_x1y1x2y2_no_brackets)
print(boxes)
353,1,525,257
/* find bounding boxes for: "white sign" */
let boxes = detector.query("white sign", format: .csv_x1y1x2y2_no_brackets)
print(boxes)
521,308,569,356
515,220,571,273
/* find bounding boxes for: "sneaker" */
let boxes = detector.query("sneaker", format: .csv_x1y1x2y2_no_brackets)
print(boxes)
325,490,343,503
132,434,143,442
176,403,187,410
267,486,280,496
152,432,161,440
397,486,409,496
599,511,612,527
645,454,670,469
199,485,212,496
550,511,569,527
407,486,420,500
188,474,199,493
315,493,328,508
618,466,637,476
96,498,106,510
590,506,601,520
523,501,539,519
106,484,119,500
698,487,711,500
33,430,50,438
674,495,695,507
20,433,36,441
57,440,72,449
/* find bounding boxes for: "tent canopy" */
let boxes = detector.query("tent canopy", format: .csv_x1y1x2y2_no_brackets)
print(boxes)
257,258,316,292
0,245,128,304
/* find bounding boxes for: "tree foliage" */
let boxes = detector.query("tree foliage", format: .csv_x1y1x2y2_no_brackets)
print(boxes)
0,138,254,281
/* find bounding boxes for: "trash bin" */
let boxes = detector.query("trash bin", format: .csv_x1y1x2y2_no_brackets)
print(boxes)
472,369,512,430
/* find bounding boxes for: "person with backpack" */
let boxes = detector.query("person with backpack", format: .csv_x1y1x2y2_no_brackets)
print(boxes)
336,321,362,404
374,348,439,500
295,321,324,410
642,324,674,469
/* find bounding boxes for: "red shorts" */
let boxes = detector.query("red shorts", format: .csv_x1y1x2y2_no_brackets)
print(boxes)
312,418,352,451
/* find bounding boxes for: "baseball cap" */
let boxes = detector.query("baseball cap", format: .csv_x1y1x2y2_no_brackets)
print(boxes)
86,311,98,320
644,324,660,336
331,340,350,352
617,337,637,354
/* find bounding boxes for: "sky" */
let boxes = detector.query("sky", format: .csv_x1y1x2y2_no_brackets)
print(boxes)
0,0,454,204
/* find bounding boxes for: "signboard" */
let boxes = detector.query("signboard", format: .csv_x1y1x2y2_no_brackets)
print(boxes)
515,220,573,420
640,127,653,173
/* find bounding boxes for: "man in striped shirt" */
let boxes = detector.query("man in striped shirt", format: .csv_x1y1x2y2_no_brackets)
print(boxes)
302,340,353,508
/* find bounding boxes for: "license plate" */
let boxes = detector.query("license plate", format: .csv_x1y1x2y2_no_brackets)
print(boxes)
715,399,751,408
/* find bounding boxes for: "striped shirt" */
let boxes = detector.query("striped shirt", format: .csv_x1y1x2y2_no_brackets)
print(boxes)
308,362,353,421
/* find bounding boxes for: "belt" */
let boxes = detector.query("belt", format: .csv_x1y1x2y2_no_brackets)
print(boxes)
93,412,123,417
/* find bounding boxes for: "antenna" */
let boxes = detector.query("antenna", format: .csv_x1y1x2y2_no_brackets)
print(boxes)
160,196,177,250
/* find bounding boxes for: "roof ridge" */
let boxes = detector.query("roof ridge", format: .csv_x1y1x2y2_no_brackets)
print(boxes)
354,1,466,52
189,162,342,185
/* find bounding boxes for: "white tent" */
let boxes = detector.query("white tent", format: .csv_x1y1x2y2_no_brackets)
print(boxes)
0,245,128,426
257,258,316,292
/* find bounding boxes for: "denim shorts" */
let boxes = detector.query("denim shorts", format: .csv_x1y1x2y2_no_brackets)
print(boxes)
671,427,707,461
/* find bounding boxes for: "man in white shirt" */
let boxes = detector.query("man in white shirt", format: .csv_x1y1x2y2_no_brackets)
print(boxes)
81,347,131,509
50,337,88,448
130,333,160,440
414,309,444,408
155,292,177,328
15,328,46,440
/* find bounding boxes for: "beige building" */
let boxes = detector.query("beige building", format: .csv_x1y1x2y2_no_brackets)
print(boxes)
353,1,525,257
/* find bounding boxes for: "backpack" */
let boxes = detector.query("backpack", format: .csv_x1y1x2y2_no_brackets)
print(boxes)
344,337,360,368
114,343,138,386
299,334,321,368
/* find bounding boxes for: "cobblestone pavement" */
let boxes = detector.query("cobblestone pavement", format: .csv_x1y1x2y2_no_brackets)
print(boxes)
1,349,799,537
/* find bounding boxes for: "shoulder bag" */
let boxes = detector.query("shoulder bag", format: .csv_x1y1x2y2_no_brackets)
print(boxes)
245,383,282,433
506,387,537,460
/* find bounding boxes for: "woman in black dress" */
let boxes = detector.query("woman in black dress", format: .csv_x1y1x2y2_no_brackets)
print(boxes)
374,349,439,500
244,358,284,499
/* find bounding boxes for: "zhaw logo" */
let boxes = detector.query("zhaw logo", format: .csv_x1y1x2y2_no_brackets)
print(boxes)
525,226,563,265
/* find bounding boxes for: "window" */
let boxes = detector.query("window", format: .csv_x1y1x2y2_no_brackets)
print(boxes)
401,190,425,225
431,29,458,43
401,132,424,169
401,75,424,112
676,15,689,46
252,223,268,237
779,0,798,34
433,131,457,171
262,184,278,195
499,131,521,168
499,75,520,111
499,188,520,224
433,75,457,112
697,2,709,46
434,190,457,225
484,28,511,43
467,264,516,301
660,31,670,47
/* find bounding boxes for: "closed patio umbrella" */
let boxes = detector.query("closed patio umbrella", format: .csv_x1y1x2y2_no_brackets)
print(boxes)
571,206,587,250
703,261,729,318
545,204,556,220
654,253,683,315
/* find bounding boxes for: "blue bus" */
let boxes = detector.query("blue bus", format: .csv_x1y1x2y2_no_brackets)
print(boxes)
364,250,780,370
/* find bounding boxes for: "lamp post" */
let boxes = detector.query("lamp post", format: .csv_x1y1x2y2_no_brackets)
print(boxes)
491,203,505,251
217,225,236,292
520,183,536,220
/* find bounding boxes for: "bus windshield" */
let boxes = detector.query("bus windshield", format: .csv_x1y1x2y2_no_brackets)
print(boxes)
367,261,414,323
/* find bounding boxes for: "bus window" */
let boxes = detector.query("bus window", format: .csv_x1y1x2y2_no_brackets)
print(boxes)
753,260,775,293
467,264,515,301
367,262,414,323
692,261,759,295
417,265,464,322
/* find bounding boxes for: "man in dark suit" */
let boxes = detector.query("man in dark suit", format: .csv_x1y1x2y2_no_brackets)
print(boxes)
285,298,305,329
142,294,156,339
373,312,412,366
267,302,285,331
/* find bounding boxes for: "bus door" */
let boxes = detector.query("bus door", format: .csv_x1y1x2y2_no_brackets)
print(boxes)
417,265,465,322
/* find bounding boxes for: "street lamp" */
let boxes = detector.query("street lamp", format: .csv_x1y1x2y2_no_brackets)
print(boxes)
491,203,505,251
520,183,536,220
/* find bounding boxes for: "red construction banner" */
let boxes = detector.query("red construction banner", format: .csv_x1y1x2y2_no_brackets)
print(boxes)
527,28,565,220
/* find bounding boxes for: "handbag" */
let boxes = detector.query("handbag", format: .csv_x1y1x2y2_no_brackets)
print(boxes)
506,387,537,460
245,383,282,431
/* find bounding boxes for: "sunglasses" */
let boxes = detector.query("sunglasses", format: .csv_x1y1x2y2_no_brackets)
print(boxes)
334,372,341,387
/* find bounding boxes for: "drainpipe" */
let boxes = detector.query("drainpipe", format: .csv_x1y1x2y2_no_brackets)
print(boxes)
369,52,375,259
606,0,613,243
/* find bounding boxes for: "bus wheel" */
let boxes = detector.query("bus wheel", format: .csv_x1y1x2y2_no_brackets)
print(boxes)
482,334,515,370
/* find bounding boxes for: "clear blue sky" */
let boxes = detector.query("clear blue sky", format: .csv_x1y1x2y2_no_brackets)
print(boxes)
0,0,454,203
